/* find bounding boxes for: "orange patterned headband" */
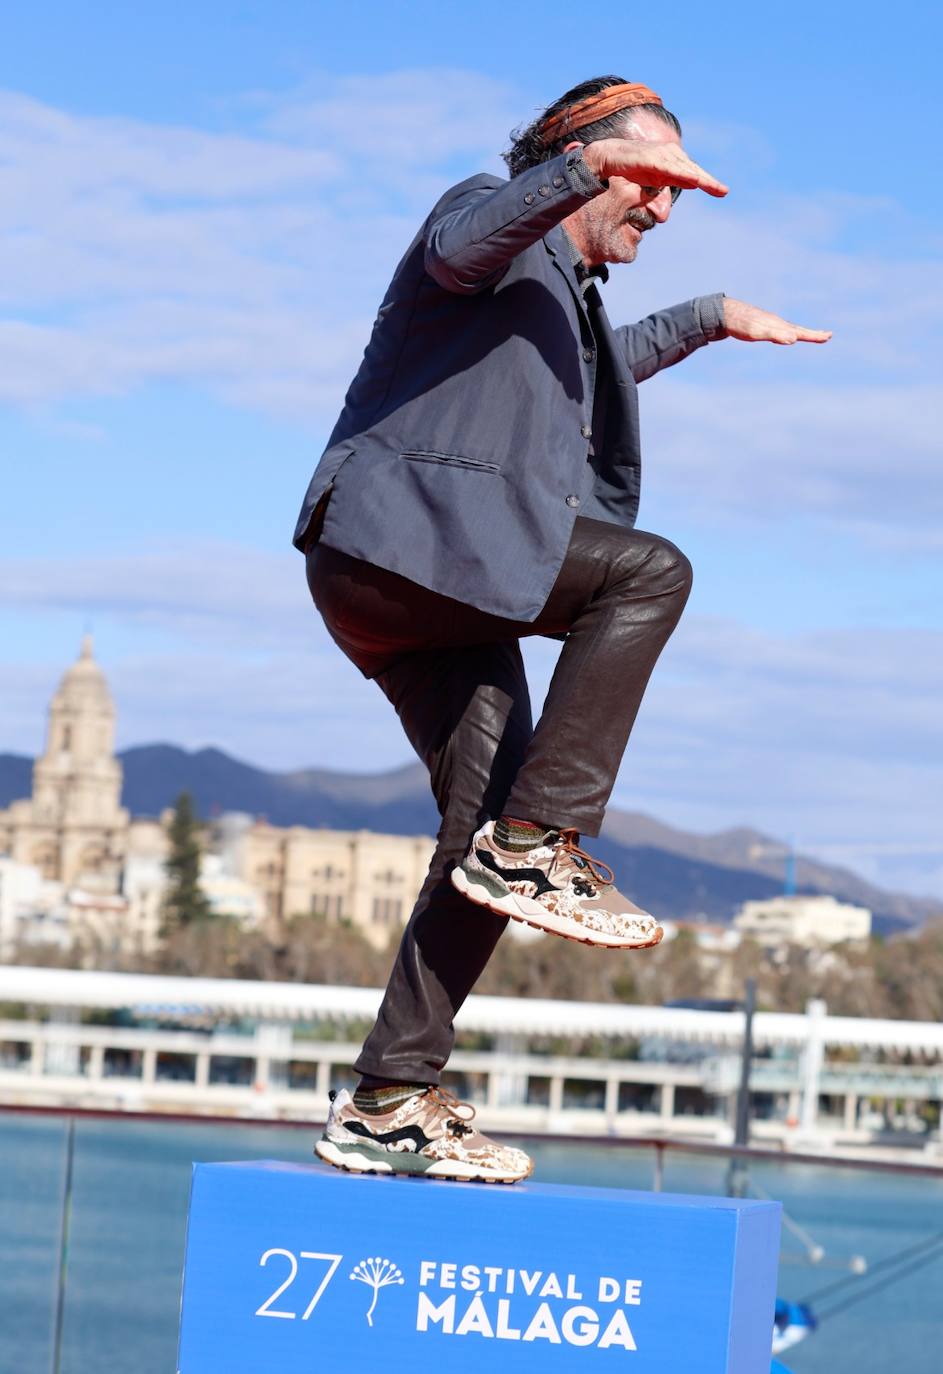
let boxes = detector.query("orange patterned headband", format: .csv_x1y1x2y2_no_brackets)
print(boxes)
539,82,663,146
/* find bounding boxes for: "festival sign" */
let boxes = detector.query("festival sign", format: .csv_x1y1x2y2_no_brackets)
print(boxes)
177,1161,780,1372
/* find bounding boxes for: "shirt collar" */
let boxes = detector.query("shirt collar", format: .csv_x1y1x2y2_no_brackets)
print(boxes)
561,229,610,290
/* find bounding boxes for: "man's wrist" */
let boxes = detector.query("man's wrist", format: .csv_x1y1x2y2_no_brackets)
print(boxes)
564,143,608,196
579,141,610,183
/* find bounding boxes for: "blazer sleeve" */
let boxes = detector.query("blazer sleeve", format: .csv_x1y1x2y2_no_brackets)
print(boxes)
424,150,605,294
618,294,728,383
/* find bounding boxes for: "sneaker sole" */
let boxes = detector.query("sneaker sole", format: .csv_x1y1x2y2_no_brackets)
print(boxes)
451,864,663,950
315,1137,533,1184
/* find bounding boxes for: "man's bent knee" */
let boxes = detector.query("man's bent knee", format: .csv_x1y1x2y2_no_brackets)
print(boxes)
653,536,693,597
621,531,693,600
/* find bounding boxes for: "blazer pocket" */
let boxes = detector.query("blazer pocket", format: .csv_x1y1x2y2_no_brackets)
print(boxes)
400,449,501,474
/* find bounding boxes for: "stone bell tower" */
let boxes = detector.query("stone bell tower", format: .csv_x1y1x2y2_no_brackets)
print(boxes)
21,635,129,885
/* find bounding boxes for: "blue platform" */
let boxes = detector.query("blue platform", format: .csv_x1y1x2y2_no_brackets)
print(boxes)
177,1160,781,1372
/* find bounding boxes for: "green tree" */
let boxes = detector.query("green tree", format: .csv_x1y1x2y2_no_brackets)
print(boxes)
161,792,213,935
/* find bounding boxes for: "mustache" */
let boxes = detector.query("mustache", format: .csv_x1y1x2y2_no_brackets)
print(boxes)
624,209,657,232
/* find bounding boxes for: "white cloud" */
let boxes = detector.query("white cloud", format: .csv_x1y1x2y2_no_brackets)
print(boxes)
682,118,776,174
0,73,523,417
0,91,337,204
111,646,400,773
259,68,520,176
0,544,306,647
639,378,943,542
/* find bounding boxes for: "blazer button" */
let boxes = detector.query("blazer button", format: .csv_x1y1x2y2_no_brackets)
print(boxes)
538,184,551,196
566,494,581,508
583,348,595,362
524,191,536,205
580,424,592,438
552,175,564,188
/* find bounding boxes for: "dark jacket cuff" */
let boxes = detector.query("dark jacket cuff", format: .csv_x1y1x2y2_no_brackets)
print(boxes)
695,292,728,340
563,146,608,199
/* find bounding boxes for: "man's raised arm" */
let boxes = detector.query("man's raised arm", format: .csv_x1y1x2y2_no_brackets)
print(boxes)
424,139,727,295
620,296,833,382
423,149,606,294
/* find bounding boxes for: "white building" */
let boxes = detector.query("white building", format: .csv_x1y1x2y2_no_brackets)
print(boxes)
0,857,48,956
662,921,743,953
734,894,872,949
200,853,264,925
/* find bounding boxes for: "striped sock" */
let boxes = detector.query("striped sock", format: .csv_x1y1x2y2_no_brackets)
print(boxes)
353,1078,428,1115
494,815,553,853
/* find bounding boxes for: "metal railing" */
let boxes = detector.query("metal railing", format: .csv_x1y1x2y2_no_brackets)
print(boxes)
4,1021,941,1150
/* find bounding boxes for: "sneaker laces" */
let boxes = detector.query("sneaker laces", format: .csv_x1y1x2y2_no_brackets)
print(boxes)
423,1085,477,1129
550,828,615,888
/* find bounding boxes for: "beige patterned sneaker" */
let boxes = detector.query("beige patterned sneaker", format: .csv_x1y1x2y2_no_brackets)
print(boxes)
451,821,663,950
315,1087,533,1184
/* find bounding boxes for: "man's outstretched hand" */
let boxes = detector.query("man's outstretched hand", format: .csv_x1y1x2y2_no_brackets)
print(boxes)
581,139,729,197
723,298,832,344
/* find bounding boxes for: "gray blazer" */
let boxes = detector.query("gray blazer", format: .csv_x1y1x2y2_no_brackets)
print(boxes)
292,147,725,621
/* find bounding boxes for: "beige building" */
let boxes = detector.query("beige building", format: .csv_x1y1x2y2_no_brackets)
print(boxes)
0,639,435,956
233,819,434,942
734,894,872,949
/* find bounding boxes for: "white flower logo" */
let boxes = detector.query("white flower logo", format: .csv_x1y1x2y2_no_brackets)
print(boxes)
349,1256,405,1326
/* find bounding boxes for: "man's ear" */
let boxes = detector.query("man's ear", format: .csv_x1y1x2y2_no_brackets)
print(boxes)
563,140,582,153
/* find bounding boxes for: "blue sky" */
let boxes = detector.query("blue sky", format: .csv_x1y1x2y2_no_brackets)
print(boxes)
1,2,941,897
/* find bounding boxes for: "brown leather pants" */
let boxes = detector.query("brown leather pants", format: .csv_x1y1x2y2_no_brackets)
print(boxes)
305,516,692,1082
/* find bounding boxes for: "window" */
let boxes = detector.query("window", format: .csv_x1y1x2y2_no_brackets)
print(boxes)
372,897,403,926
312,864,344,881
311,893,345,919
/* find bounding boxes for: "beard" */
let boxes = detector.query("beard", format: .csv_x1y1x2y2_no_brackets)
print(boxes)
602,207,658,264
604,209,656,264
577,200,659,266
624,208,657,233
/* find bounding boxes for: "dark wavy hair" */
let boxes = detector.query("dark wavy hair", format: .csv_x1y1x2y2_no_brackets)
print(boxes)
503,75,681,178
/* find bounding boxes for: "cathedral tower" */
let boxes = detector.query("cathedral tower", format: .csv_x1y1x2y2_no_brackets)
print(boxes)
32,635,124,829
3,637,129,885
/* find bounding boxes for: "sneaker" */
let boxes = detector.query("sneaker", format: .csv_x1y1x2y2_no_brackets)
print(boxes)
451,821,663,950
315,1087,533,1183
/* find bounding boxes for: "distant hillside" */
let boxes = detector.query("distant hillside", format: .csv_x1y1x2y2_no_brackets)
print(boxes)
1,744,935,932
597,811,929,931
118,745,440,834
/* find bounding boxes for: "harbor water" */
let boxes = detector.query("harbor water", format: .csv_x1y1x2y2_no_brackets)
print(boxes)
1,1111,940,1374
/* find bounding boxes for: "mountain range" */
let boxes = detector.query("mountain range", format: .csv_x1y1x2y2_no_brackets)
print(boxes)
1,743,935,933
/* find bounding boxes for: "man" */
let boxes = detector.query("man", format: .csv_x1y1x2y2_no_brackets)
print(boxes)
295,76,830,1183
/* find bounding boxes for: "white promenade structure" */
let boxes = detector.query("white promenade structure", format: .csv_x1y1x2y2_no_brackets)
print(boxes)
1,966,941,1156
